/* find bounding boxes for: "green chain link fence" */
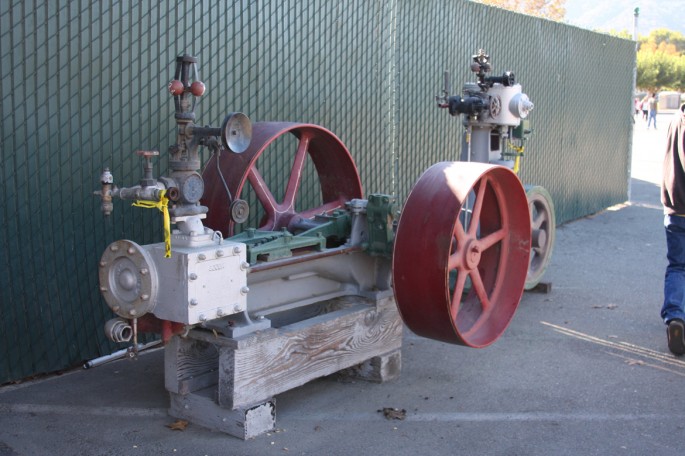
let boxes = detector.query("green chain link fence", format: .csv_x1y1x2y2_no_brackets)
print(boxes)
0,0,635,383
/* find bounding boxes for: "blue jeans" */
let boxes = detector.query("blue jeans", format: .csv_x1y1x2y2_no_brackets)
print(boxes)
663,214,685,323
648,110,657,128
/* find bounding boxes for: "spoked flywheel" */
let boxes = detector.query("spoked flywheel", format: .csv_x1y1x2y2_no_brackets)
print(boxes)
392,162,531,347
202,122,363,237
524,185,555,290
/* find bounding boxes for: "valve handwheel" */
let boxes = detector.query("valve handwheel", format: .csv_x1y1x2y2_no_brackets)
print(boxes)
392,162,531,347
202,122,363,237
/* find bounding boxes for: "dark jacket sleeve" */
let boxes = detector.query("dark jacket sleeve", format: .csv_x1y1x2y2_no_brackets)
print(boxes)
662,106,685,215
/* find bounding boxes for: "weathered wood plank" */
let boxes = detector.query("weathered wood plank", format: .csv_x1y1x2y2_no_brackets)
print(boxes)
169,388,275,440
217,296,402,409
165,336,219,394
337,349,402,383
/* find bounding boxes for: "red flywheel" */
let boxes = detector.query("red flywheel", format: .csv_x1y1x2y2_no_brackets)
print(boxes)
202,122,363,237
392,161,531,347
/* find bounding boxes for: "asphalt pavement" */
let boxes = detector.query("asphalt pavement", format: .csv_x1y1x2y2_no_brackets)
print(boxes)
1,111,684,456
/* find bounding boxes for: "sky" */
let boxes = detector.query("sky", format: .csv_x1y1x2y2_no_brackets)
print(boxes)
563,0,685,36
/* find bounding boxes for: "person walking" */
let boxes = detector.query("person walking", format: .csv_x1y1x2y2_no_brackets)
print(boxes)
642,96,649,120
634,97,640,117
647,92,658,129
661,103,685,355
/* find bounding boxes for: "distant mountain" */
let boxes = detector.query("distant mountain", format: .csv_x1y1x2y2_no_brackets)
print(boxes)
564,0,685,37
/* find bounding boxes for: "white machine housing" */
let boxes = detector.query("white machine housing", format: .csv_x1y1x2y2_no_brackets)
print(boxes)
99,235,248,325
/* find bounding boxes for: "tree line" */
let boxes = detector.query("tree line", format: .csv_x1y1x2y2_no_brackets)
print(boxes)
635,29,685,92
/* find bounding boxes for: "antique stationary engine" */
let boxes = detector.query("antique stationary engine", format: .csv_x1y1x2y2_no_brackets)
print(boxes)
436,49,555,290
94,52,533,438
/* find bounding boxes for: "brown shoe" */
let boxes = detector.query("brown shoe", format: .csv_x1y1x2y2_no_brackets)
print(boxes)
667,319,685,356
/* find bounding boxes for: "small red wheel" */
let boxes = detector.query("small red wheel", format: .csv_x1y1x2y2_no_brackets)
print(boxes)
202,122,363,237
392,162,531,347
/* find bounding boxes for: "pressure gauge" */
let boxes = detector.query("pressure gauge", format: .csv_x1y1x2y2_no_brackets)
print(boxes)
221,112,252,153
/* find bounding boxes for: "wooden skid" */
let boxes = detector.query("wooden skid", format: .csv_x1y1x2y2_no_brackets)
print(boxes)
165,295,403,438
169,388,276,440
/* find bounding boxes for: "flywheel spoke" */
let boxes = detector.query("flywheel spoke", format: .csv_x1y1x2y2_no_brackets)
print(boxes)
282,133,311,210
450,271,468,321
448,252,462,271
453,215,467,244
470,268,490,312
248,167,278,218
468,177,488,236
478,228,506,251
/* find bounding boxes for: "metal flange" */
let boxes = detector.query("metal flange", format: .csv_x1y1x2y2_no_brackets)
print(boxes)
98,239,158,319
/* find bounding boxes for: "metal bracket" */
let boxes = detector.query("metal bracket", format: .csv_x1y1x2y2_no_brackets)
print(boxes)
202,311,271,338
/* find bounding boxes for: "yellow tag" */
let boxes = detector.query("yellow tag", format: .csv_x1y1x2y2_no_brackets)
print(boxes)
133,190,171,258
507,142,525,175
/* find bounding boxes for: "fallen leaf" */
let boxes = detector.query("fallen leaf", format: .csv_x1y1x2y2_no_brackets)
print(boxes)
380,407,407,420
166,419,189,431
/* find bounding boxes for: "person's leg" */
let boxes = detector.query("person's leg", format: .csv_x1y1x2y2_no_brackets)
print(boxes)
662,215,685,321
663,215,685,354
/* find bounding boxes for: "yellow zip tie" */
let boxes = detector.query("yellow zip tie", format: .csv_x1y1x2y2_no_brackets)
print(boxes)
513,155,521,175
133,189,171,258
507,142,525,175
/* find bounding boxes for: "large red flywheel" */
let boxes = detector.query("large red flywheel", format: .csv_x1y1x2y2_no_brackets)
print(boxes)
392,162,531,347
202,122,363,237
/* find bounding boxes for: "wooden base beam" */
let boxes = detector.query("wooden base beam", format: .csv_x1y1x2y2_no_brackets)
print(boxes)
165,294,403,439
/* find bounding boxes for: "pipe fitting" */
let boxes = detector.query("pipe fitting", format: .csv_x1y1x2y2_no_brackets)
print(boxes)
104,318,133,343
